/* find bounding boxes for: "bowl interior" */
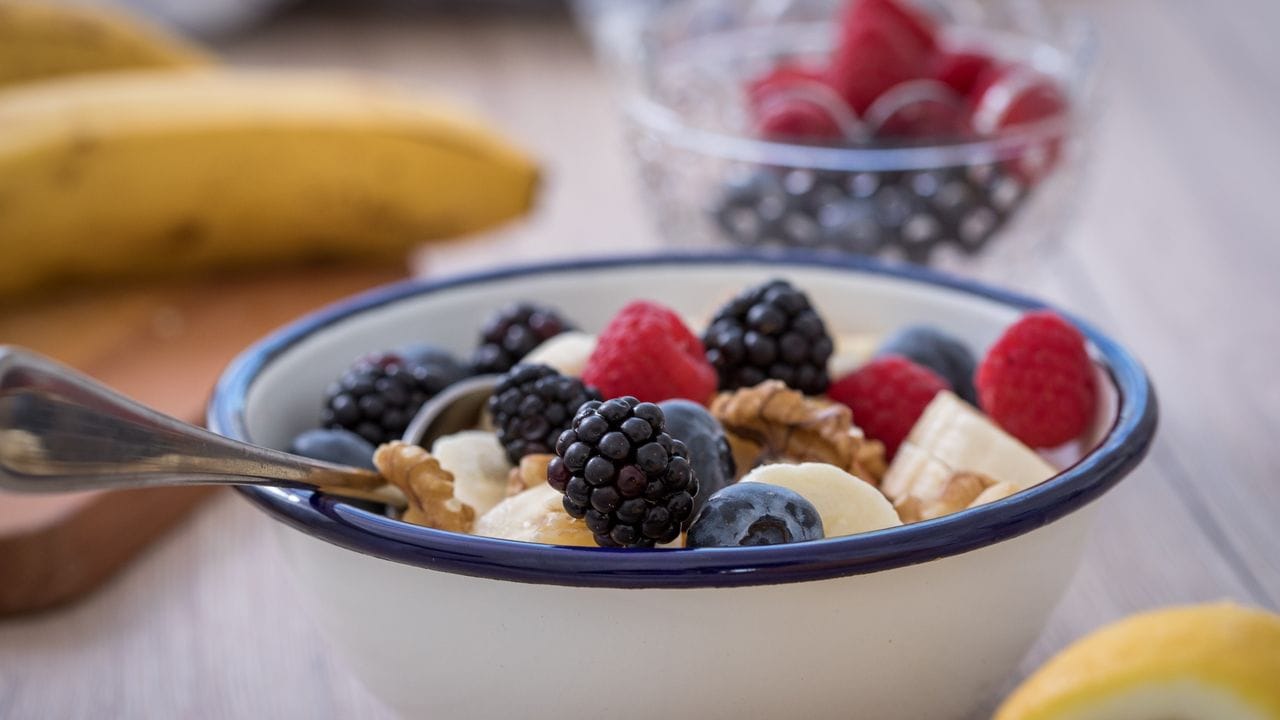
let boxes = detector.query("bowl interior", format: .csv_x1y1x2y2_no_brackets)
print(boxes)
241,259,1114,470
213,255,1153,588
246,263,1019,448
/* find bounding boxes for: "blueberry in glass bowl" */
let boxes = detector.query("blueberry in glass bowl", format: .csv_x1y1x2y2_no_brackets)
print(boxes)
620,0,1097,274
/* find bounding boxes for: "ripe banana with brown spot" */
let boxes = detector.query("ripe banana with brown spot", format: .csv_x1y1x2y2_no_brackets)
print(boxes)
0,70,540,298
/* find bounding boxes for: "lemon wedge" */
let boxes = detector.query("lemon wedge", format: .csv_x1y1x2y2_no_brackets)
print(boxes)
996,602,1280,720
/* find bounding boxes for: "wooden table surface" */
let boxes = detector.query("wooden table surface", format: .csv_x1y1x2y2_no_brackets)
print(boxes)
2,1,1278,717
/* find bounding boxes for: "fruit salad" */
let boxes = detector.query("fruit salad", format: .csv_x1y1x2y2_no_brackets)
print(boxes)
672,0,1077,262
290,278,1100,549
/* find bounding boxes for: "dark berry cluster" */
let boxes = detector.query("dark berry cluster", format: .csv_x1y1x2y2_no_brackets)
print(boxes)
488,364,601,464
321,353,460,445
702,279,834,395
713,166,1025,263
548,397,698,548
471,302,573,374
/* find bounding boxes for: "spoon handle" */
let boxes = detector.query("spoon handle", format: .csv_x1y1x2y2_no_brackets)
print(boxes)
0,346,381,494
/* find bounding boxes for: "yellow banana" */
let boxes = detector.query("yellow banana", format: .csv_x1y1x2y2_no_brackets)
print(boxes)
0,70,540,298
881,391,1056,521
0,0,210,87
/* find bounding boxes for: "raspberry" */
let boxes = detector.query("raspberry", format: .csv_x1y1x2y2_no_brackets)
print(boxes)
582,301,717,404
828,20,932,115
548,397,698,548
747,64,829,106
828,0,935,114
932,50,998,98
748,65,846,141
875,324,978,404
828,355,949,457
844,0,939,55
969,66,1069,181
995,74,1068,128
864,79,965,139
975,310,1097,448
756,98,844,141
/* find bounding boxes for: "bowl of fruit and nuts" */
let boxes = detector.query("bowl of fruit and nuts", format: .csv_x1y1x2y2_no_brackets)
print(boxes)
209,253,1154,720
618,0,1095,273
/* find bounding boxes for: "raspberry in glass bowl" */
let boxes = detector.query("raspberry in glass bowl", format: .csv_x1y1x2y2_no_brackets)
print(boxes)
619,0,1097,275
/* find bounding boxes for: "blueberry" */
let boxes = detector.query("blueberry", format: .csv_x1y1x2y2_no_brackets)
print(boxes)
875,324,978,404
713,171,789,247
289,428,377,470
657,399,736,516
686,483,823,548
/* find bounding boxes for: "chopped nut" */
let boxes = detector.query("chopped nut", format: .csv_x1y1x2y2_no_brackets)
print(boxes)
854,435,888,484
723,432,763,482
969,480,1020,508
506,453,553,497
710,380,885,485
895,471,1000,523
373,441,475,532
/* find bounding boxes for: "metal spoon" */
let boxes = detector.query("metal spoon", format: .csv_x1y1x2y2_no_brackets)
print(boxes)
0,345,390,504
401,374,499,447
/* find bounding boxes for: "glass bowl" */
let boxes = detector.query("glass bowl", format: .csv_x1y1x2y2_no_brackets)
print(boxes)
607,0,1098,279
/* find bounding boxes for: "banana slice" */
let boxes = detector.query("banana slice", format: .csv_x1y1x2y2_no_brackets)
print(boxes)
430,431,511,516
473,483,595,546
897,391,1056,485
883,391,1056,520
741,463,901,537
521,331,597,377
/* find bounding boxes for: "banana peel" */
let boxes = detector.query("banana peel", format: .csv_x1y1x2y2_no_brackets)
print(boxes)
0,0,210,88
0,69,541,299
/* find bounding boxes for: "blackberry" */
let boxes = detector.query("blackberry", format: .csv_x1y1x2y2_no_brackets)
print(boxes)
547,397,698,548
488,363,601,464
702,279,834,395
471,302,574,374
321,353,460,445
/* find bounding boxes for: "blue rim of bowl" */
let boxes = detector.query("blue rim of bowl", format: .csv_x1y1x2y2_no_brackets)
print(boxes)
208,250,1157,589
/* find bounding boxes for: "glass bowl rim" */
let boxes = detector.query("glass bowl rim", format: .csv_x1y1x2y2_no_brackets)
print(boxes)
621,0,1098,172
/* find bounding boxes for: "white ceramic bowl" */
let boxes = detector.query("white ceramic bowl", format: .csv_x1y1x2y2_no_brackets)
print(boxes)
208,253,1156,720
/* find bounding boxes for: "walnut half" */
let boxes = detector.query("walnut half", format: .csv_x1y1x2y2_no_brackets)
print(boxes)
506,453,553,497
894,471,1018,523
373,441,476,532
710,380,885,485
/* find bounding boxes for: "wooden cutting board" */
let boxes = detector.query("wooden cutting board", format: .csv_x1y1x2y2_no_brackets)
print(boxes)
0,264,408,616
